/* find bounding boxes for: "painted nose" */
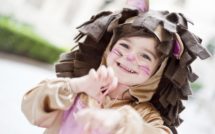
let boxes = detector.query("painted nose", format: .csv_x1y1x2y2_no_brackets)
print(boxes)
126,53,136,61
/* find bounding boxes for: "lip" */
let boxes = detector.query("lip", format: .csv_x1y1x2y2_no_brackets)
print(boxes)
116,62,137,74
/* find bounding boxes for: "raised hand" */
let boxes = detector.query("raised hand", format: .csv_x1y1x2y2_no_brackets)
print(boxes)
74,65,118,104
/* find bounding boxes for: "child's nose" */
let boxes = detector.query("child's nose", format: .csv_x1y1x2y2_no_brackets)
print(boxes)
126,53,136,61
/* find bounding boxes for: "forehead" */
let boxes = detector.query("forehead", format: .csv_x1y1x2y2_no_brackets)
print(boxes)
118,36,158,48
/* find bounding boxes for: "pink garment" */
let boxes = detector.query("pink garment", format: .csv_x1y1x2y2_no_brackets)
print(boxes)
59,96,85,134
59,96,106,134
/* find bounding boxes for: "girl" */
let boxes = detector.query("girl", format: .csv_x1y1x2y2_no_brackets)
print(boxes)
22,1,210,134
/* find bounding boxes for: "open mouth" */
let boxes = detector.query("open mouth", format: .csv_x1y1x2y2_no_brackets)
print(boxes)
117,62,137,74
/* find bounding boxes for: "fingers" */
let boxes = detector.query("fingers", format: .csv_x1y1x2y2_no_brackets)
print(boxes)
97,65,117,88
104,76,118,96
97,65,108,83
97,66,118,103
99,76,118,105
86,65,118,103
88,68,98,80
88,69,103,99
102,67,118,95
88,66,116,85
106,66,115,81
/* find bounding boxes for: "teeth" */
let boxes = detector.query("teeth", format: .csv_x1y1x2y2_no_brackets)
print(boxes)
129,70,135,73
118,63,136,73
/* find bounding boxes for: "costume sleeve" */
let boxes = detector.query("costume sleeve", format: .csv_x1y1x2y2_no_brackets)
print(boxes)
21,78,78,128
116,102,172,134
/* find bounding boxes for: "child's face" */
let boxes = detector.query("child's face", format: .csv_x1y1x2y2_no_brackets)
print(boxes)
106,36,160,86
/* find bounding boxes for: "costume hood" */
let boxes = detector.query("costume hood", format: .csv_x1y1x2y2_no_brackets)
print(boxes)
55,8,210,132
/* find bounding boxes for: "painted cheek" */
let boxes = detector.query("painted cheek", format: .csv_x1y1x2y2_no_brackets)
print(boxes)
107,49,120,64
110,48,121,57
138,65,151,76
112,48,120,54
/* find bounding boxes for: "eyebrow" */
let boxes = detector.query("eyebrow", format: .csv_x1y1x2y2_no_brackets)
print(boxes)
121,38,158,60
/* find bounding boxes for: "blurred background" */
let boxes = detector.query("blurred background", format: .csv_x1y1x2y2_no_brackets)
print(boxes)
0,0,214,134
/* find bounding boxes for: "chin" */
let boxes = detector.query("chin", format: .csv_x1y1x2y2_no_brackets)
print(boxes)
118,78,142,86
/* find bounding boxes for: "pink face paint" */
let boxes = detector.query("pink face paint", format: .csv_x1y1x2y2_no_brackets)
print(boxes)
138,65,150,76
111,48,122,57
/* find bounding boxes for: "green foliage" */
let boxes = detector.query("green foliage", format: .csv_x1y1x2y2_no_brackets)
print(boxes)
207,38,215,56
191,82,203,92
0,16,65,64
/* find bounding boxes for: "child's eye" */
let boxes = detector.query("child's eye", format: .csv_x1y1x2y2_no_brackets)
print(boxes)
119,43,129,49
141,54,151,61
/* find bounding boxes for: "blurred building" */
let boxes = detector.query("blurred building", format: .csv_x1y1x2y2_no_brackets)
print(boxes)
0,0,104,48
0,0,215,48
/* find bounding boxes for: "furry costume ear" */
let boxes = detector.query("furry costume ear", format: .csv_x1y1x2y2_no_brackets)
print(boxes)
126,0,149,12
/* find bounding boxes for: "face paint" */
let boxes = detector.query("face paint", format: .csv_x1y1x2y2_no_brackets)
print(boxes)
138,65,150,76
106,36,159,86
111,48,122,57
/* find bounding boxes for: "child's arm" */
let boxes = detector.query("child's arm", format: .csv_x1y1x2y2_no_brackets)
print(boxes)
21,78,82,127
21,65,117,128
75,102,172,134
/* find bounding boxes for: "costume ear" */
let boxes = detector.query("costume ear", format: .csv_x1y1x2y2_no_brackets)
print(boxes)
126,0,149,12
173,33,184,59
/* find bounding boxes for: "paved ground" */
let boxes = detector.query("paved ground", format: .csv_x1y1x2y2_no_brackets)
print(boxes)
0,52,55,134
0,52,214,134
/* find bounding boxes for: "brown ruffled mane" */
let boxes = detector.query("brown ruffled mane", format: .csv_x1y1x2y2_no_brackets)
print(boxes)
55,8,210,134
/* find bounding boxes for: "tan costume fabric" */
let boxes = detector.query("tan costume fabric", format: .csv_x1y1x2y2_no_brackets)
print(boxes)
22,78,172,134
